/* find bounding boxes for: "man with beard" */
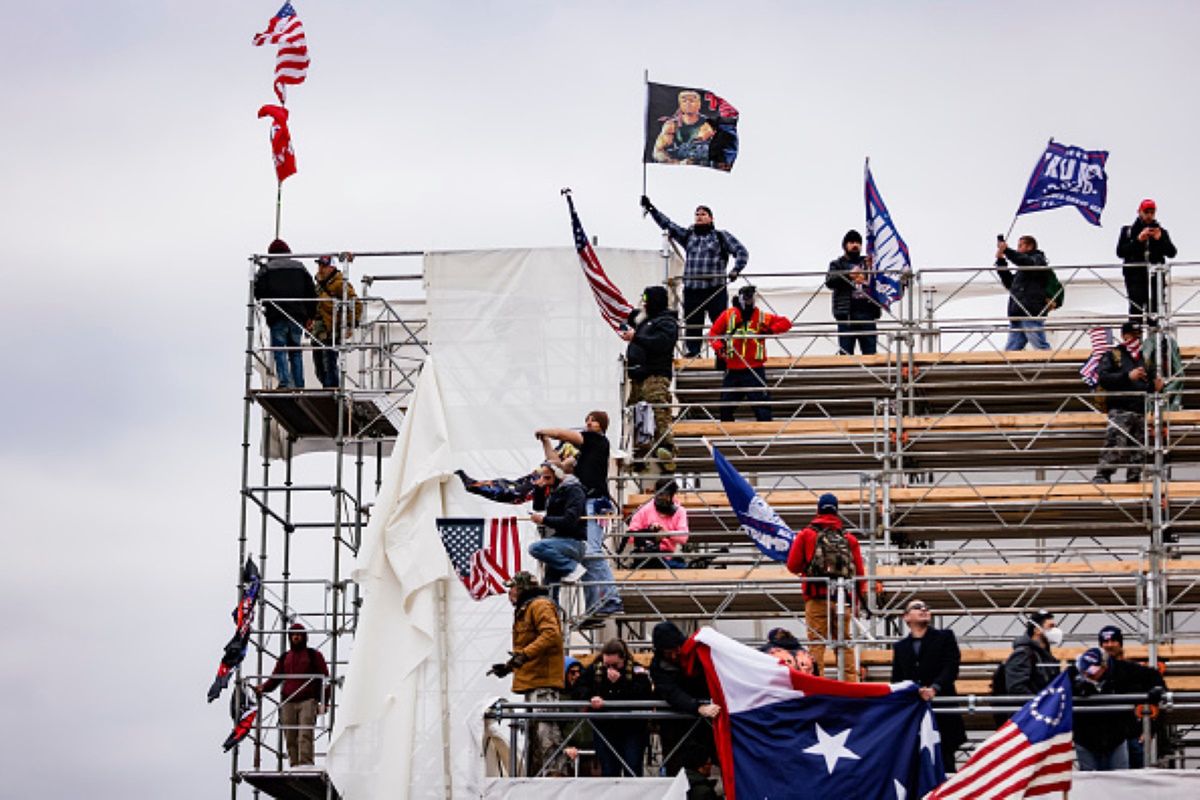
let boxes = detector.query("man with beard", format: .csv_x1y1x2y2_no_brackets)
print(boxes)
641,197,749,358
620,285,680,470
255,623,330,767
826,230,882,356
1117,199,1178,322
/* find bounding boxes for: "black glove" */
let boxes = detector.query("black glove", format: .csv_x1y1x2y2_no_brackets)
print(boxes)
713,353,726,372
727,267,742,283
1148,686,1166,704
510,651,529,668
640,195,653,212
486,662,512,678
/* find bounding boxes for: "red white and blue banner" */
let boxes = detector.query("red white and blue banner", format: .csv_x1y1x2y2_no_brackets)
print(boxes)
1016,139,1109,226
252,3,310,105
925,671,1073,799
688,627,944,800
865,160,912,310
563,191,634,333
708,441,794,562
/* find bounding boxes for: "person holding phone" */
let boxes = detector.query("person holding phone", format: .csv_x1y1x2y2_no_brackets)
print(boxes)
1117,199,1177,322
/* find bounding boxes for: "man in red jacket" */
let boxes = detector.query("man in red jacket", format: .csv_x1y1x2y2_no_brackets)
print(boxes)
255,623,330,767
785,494,867,681
707,285,793,421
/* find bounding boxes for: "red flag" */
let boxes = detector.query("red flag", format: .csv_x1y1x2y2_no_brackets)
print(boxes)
257,104,297,183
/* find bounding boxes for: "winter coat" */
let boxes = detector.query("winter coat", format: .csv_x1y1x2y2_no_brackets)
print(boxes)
260,629,330,704
541,476,587,541
826,254,882,321
1118,218,1178,307
314,269,363,338
785,513,867,603
254,257,317,326
1097,342,1154,413
891,628,967,752
626,307,679,380
1002,633,1058,697
995,248,1050,318
510,587,564,693
1073,662,1136,755
707,305,793,370
580,655,653,736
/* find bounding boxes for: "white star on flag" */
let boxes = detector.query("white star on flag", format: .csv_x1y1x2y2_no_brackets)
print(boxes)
803,722,861,774
894,779,908,800
919,709,941,761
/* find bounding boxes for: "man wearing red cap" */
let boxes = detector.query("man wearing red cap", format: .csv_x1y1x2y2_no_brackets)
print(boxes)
1117,199,1177,321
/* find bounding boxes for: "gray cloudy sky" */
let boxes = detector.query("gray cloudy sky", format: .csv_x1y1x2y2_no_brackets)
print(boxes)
2,2,1197,797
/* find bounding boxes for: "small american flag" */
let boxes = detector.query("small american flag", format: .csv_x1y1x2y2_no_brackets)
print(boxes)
436,517,521,600
925,672,1073,800
1080,327,1113,387
564,192,634,334
252,3,310,105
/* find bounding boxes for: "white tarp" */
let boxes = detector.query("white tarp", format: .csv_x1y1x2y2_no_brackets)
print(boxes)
1069,768,1200,798
327,248,667,799
479,774,688,799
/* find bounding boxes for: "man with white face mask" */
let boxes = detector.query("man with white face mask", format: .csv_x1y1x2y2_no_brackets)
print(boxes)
1003,610,1063,697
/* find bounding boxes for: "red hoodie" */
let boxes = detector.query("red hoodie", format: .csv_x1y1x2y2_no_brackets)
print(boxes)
785,513,867,603
260,629,331,704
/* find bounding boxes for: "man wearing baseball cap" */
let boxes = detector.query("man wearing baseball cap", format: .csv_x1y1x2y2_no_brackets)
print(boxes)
1117,199,1177,322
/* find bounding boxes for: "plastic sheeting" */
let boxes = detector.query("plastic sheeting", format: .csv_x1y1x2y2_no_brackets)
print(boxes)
1069,768,1200,798
327,248,667,799
478,774,688,799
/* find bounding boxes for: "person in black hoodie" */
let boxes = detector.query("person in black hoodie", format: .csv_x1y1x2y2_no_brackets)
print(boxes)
1117,199,1178,322
994,235,1052,351
579,638,654,776
890,599,967,771
528,463,588,593
649,621,720,777
621,285,680,470
253,239,317,388
826,230,882,356
1094,323,1163,484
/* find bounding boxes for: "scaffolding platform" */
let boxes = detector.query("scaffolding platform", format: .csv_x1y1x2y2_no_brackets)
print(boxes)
252,389,401,439
240,770,340,800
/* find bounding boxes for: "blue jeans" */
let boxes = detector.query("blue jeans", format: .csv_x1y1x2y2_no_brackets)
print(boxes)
312,342,339,388
837,318,878,355
583,498,622,613
594,724,646,777
269,319,306,388
528,537,586,585
1005,319,1049,351
1075,741,1129,771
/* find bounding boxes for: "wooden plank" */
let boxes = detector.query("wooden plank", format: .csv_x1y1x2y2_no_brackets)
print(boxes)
677,346,1200,371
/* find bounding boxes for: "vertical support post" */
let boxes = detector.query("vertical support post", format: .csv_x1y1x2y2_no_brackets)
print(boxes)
835,578,847,680
235,260,259,798
1145,261,1170,766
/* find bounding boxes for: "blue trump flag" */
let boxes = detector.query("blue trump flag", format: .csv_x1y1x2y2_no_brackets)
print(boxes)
690,628,945,800
707,441,794,561
1016,139,1109,226
865,160,912,310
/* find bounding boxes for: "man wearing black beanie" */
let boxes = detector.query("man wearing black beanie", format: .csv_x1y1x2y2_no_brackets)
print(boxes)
826,229,882,356
621,285,680,470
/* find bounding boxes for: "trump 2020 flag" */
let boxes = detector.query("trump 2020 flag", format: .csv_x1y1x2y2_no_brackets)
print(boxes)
257,104,297,183
925,671,1072,799
706,440,794,561
865,160,912,310
689,627,944,800
644,82,739,171
1016,139,1109,226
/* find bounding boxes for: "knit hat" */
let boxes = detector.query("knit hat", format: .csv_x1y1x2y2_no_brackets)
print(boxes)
505,571,537,591
1098,625,1124,645
652,620,687,651
843,230,863,247
643,285,669,316
817,493,839,513
267,239,291,254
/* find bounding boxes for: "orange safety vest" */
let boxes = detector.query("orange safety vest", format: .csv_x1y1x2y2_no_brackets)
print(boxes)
715,307,776,369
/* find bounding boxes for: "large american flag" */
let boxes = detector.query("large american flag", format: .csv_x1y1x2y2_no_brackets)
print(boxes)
436,517,521,600
1080,327,1113,387
924,672,1073,800
252,3,310,105
564,192,634,334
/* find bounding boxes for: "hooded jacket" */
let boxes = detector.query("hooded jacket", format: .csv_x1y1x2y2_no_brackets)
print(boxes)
626,286,680,380
707,300,793,370
826,253,883,321
1002,632,1057,696
254,257,317,327
995,247,1051,319
785,513,867,603
541,476,587,541
510,586,564,693
260,626,331,704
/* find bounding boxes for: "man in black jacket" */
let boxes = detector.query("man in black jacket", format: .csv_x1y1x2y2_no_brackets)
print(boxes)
621,285,680,470
253,239,317,388
890,599,966,770
1072,648,1132,770
1117,199,1178,321
1094,323,1163,484
826,230,882,355
1003,611,1062,698
1098,625,1168,768
528,463,588,592
649,621,720,777
994,235,1052,351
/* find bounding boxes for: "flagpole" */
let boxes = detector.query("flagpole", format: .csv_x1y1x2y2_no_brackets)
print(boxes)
642,69,649,199
274,181,283,240
1006,137,1053,242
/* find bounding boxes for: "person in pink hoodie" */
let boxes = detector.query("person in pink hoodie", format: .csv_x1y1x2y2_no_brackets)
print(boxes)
626,478,689,569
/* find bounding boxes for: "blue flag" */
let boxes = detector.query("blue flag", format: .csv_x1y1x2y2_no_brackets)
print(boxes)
708,442,794,561
692,628,945,800
1016,139,1109,226
865,160,912,310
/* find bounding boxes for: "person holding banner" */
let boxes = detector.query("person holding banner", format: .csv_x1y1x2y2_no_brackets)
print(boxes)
994,235,1052,351
826,230,882,355
1117,199,1177,322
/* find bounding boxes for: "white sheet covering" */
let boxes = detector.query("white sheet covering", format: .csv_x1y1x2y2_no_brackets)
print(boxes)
478,774,688,799
1069,768,1200,798
327,248,667,799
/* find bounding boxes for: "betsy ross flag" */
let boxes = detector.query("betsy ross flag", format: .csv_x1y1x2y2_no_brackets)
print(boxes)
1016,139,1109,227
252,3,310,104
707,440,794,561
257,104,297,182
436,517,521,600
924,671,1073,799
865,160,912,310
207,558,262,702
1080,327,1113,387
689,627,944,800
563,191,634,334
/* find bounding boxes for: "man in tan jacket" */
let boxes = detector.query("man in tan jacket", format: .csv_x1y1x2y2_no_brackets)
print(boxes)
488,571,567,776
309,254,363,388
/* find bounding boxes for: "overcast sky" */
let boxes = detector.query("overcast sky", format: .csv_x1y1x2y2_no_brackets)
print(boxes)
2,2,1198,797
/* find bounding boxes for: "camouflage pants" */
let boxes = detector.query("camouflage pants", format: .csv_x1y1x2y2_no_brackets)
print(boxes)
628,375,674,455
525,687,568,777
1097,409,1146,479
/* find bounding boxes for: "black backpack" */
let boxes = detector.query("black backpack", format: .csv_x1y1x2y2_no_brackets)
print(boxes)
805,523,855,581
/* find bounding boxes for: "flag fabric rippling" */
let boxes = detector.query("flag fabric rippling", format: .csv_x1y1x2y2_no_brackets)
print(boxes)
1080,327,1113,387
222,680,260,752
865,160,912,310
1016,139,1109,226
707,440,795,561
257,104,297,182
252,3,310,104
564,192,634,334
436,517,521,600
207,558,262,702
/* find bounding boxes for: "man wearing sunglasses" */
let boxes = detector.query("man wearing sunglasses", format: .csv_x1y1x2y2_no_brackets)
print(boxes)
890,599,967,771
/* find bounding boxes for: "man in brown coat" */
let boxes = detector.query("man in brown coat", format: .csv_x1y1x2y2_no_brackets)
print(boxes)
310,254,363,388
488,571,567,776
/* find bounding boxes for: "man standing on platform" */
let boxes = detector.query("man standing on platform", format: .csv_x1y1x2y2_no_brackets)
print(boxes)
641,196,749,358
1097,625,1167,768
649,621,720,777
785,493,867,680
310,254,362,388
1002,609,1062,698
1117,199,1177,322
255,623,330,768
1093,322,1162,484
254,239,317,389
708,285,793,422
620,285,680,470
826,230,882,355
993,235,1052,351
890,598,967,770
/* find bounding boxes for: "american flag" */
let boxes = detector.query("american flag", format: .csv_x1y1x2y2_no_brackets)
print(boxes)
564,191,634,334
1080,327,1113,387
252,3,310,105
436,517,521,600
207,558,261,702
924,672,1073,800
